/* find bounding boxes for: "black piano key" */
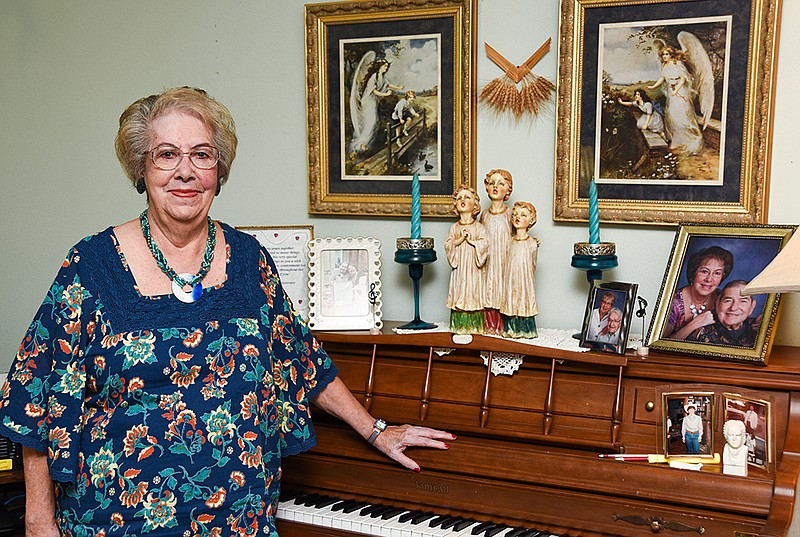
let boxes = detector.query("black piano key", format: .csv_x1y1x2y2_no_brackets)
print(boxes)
429,514,452,527
453,519,478,531
380,507,407,520
296,493,323,506
369,505,395,518
472,521,495,535
342,501,370,514
308,494,335,507
315,496,339,508
486,526,511,536
519,530,547,537
397,510,423,523
279,489,304,502
504,529,530,537
441,517,467,530
331,499,354,512
360,503,384,516
409,512,437,525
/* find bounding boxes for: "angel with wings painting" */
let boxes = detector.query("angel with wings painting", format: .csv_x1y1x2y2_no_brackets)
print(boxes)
646,32,714,156
348,53,405,154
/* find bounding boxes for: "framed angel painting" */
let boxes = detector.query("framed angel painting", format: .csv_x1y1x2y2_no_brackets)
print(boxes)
305,0,477,217
554,0,781,225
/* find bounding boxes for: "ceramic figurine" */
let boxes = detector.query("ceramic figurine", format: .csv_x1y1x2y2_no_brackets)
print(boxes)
445,185,488,334
479,169,513,335
723,419,748,476
500,201,538,339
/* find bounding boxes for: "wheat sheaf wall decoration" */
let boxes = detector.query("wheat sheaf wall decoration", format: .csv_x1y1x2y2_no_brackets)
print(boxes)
480,38,555,119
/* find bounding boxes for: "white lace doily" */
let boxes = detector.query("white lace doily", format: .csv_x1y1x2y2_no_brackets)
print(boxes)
391,325,593,376
480,352,524,376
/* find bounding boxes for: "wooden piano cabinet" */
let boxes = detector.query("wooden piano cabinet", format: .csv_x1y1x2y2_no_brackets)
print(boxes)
279,325,800,536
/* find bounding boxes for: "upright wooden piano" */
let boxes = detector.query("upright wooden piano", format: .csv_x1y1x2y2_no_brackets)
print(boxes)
277,323,800,536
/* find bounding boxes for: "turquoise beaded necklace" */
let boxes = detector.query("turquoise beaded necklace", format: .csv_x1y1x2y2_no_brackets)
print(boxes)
139,209,216,303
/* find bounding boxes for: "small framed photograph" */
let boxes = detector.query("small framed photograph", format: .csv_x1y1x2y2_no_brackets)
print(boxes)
724,394,772,472
307,237,382,331
662,391,714,458
580,281,638,354
238,225,314,320
646,223,795,363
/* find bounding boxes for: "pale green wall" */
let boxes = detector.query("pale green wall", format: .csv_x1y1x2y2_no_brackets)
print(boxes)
1,0,798,371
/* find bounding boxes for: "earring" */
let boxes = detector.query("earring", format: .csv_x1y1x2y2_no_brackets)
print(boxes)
136,180,146,194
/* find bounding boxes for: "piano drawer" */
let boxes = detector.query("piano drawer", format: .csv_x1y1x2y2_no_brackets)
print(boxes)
632,386,659,425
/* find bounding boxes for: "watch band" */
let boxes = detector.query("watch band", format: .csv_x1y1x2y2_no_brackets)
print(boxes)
367,418,387,444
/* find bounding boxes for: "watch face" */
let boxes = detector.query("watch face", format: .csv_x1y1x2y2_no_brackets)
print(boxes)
376,419,387,431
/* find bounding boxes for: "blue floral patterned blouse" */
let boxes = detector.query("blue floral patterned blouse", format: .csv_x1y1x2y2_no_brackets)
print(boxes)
0,223,337,536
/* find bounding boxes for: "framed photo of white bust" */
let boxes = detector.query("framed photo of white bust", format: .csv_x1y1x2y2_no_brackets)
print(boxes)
306,237,382,331
724,394,772,472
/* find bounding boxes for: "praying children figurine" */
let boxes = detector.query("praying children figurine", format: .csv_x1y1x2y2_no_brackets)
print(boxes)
723,419,748,476
445,185,488,334
500,202,539,338
479,169,513,335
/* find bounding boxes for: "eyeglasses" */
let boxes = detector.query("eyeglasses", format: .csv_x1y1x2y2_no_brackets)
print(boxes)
147,144,220,171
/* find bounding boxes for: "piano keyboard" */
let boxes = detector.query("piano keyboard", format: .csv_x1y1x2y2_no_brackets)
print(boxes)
277,491,565,537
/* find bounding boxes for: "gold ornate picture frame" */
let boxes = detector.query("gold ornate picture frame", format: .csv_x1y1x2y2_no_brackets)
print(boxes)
554,0,782,225
646,223,795,363
305,0,477,217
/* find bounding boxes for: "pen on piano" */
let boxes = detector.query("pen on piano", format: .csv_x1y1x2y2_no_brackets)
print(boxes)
598,453,721,464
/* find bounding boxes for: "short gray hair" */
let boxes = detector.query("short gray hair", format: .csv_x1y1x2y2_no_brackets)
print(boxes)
115,87,237,192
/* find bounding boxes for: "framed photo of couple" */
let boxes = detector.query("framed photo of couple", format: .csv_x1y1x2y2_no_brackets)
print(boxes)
304,0,477,217
647,224,796,363
554,0,782,225
580,281,638,355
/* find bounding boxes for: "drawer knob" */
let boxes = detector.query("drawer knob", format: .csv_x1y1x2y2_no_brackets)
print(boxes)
645,401,655,412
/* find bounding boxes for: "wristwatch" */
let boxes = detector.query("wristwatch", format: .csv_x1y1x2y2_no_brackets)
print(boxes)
367,418,387,444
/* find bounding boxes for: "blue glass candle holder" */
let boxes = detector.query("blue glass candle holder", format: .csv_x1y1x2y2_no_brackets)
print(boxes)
395,237,437,330
571,242,618,285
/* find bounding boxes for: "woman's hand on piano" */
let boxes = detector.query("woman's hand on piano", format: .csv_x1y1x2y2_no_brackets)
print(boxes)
311,377,455,472
372,424,455,472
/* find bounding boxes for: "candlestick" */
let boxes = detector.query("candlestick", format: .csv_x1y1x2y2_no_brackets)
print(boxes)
395,237,436,330
411,172,421,240
589,179,600,245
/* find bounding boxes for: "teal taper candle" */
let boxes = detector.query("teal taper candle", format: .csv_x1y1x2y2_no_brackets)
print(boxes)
411,172,421,240
589,179,600,245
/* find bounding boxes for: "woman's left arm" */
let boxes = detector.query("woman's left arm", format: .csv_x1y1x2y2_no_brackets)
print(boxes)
312,377,454,471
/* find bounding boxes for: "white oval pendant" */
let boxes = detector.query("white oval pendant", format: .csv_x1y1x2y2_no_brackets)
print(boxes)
172,273,203,303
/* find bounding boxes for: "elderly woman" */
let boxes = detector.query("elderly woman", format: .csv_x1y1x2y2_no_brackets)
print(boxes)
663,245,734,341
0,87,452,537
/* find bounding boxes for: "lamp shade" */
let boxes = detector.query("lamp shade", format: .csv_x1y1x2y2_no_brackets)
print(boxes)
742,229,800,294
